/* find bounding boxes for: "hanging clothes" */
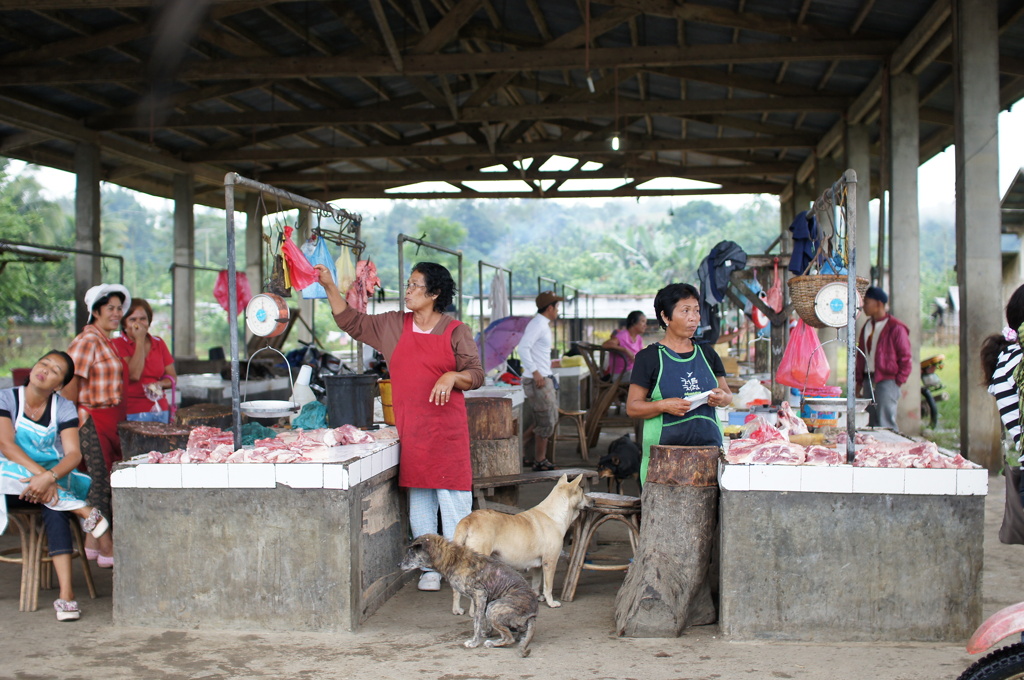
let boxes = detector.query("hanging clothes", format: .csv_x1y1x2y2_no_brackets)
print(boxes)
489,271,509,321
695,240,747,345
788,211,820,275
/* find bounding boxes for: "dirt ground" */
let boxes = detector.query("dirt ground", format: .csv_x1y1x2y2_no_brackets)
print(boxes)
0,431,1018,680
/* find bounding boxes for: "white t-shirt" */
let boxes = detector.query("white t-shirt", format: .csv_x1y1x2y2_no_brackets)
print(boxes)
518,314,553,378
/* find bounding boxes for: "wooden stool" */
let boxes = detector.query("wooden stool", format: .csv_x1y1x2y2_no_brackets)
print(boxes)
0,507,97,612
548,408,589,464
561,492,641,602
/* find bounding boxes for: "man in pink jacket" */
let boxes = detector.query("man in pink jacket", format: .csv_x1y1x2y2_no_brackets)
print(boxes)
855,286,912,430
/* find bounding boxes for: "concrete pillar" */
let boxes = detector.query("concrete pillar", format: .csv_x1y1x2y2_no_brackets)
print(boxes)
245,192,263,354
888,71,922,436
74,143,101,331
296,210,315,346
954,0,1002,469
845,124,873,280
172,173,196,358
814,155,840,387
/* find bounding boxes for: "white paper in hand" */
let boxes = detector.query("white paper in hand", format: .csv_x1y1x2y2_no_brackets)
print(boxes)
687,389,714,408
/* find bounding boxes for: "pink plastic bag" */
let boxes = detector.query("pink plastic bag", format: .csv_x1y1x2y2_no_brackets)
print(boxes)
775,319,830,389
765,258,783,313
280,225,318,290
213,270,253,315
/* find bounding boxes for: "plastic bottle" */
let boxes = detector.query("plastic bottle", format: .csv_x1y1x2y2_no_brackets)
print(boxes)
289,365,317,425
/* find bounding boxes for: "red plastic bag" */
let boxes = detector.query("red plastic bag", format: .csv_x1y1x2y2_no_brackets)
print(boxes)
280,225,318,290
775,319,830,389
213,270,253,315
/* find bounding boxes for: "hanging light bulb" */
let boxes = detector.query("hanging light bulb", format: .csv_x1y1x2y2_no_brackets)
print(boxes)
611,133,620,151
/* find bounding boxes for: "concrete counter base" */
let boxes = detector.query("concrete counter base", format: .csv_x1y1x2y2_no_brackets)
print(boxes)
113,466,410,632
719,488,984,642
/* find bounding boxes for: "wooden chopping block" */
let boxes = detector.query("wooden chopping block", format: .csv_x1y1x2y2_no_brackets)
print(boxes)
465,397,515,440
616,445,719,637
470,436,519,508
175,403,233,430
118,421,191,459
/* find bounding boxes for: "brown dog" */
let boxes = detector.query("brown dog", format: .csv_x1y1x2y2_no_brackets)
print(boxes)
400,534,538,657
453,473,589,614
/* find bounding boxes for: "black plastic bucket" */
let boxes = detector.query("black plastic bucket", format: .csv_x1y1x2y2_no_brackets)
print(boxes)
324,374,379,428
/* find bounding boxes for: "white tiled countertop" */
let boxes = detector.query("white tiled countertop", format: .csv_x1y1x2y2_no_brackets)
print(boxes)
111,438,400,491
719,460,988,496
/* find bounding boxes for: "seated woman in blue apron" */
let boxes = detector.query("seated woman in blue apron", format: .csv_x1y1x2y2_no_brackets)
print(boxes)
626,283,734,484
0,351,110,621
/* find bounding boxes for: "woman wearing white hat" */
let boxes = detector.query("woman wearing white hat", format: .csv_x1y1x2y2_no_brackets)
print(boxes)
62,283,130,568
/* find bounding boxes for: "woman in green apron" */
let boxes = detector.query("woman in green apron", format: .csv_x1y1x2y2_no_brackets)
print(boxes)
627,283,734,484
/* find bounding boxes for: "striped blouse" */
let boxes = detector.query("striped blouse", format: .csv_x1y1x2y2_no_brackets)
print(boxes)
988,343,1023,449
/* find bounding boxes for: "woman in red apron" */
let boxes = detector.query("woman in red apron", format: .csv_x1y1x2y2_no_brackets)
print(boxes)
315,262,483,592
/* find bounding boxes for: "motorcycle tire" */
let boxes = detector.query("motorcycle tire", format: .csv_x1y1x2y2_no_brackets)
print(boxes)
959,643,1024,680
921,386,938,429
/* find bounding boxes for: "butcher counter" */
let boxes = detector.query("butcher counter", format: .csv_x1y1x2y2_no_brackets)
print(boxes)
717,431,988,642
110,436,408,632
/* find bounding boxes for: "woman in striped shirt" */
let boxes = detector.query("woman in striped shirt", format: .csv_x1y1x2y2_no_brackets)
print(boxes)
64,283,130,568
982,284,1024,543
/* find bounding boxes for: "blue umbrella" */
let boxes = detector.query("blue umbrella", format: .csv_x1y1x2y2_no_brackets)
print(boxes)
476,316,532,373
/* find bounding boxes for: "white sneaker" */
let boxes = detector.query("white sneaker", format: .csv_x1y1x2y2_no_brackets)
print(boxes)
417,571,442,591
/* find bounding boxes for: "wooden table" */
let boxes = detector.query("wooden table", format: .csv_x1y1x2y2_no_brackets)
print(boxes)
472,467,599,514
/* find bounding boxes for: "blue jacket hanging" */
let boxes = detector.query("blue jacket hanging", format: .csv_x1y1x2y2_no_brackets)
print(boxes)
695,240,747,345
788,210,819,275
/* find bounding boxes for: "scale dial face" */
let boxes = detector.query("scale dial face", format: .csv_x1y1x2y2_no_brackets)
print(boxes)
813,281,861,328
245,293,290,337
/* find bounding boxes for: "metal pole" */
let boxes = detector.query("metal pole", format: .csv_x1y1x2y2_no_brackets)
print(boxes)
167,262,222,356
224,174,242,449
845,169,858,464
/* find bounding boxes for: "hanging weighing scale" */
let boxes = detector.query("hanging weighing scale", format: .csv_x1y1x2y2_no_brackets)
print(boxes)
245,293,291,337
240,293,299,419
802,281,872,416
812,281,861,328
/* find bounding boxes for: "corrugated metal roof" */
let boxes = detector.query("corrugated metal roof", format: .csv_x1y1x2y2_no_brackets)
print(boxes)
0,0,1020,207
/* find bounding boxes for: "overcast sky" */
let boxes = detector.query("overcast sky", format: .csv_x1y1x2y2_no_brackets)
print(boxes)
10,106,1024,224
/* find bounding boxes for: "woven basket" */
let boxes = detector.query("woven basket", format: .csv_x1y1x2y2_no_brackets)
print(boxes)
788,275,869,328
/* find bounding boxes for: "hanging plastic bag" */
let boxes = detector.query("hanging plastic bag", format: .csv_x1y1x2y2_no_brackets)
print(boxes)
213,270,254,314
300,235,336,299
335,246,356,292
280,225,318,290
776,319,830,389
765,257,784,313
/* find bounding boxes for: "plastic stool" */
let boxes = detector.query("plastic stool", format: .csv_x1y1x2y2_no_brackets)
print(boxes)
561,492,640,602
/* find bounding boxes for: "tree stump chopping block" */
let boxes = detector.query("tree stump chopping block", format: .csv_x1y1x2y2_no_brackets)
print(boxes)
118,421,192,459
467,397,518,507
174,403,233,430
470,438,520,507
615,444,719,637
465,397,515,440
